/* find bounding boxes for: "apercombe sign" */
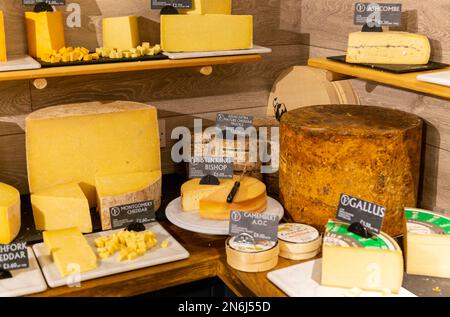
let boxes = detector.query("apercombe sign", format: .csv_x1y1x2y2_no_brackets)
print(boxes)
354,2,402,27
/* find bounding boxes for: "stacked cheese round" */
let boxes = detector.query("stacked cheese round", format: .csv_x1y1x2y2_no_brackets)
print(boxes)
226,236,279,272
0,183,21,244
181,176,267,220
277,223,321,260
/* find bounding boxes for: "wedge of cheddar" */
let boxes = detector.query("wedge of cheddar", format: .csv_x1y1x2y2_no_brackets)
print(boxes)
25,101,161,208
31,183,92,233
181,176,266,220
161,14,253,52
0,183,21,244
95,171,162,230
404,208,450,278
44,227,97,277
321,220,403,293
102,16,140,51
0,11,7,62
180,0,232,15
25,11,65,58
346,31,431,65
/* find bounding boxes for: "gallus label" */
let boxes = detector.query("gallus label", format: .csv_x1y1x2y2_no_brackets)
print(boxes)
23,0,65,5
110,200,155,230
151,0,192,9
0,242,29,271
336,193,385,234
354,3,402,27
229,211,279,243
189,156,234,179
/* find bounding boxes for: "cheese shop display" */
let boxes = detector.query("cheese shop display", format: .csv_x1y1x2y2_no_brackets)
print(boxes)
181,176,266,220
95,229,158,262
43,228,97,277
102,16,140,51
278,223,321,261
0,183,21,244
26,101,162,230
346,32,431,65
96,171,162,230
161,15,253,52
31,183,92,233
404,208,450,278
279,104,423,236
25,11,65,58
180,0,232,15
0,11,7,62
226,236,279,273
321,220,404,293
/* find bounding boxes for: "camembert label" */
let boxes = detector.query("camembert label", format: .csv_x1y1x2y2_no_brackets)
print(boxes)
278,223,320,244
324,221,395,250
405,208,450,235
228,235,276,253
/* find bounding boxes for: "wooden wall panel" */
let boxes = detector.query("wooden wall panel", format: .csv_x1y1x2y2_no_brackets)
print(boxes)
0,134,27,193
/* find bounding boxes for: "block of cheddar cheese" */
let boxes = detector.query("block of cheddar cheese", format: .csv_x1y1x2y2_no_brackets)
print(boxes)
31,183,92,233
102,16,140,51
180,0,232,15
95,171,162,230
0,11,7,62
25,11,65,58
0,183,21,244
161,14,253,52
181,176,266,220
25,101,161,209
321,220,404,293
346,31,431,65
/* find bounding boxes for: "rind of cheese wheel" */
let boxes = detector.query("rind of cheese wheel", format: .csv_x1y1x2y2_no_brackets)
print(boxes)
346,31,431,65
31,183,92,233
95,171,162,230
0,183,21,244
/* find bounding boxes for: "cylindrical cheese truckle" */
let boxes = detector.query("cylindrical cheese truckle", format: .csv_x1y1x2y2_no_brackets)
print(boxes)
278,223,321,260
280,105,423,236
225,236,279,273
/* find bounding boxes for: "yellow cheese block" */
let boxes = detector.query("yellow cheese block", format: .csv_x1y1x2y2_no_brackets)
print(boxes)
404,208,450,278
25,101,161,208
321,221,404,293
31,183,92,233
95,171,162,230
0,183,20,244
181,176,266,220
102,16,140,51
180,0,232,15
161,14,253,52
25,11,65,58
0,11,7,62
44,227,97,277
346,31,431,65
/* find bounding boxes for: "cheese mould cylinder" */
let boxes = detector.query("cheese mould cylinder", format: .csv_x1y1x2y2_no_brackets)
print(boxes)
278,223,321,260
25,11,65,58
0,183,21,244
161,14,253,52
280,105,423,236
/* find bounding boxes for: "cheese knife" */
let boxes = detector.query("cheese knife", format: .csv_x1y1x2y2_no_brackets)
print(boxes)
227,166,247,203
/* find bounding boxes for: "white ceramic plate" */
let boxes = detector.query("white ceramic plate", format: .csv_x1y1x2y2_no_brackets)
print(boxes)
33,222,190,288
0,247,47,297
267,259,416,297
166,196,284,235
0,55,41,72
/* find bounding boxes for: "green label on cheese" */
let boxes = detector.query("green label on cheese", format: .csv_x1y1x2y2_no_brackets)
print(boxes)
405,209,450,235
324,220,395,250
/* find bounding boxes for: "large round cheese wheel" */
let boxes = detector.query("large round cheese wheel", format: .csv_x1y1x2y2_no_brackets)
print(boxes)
279,105,423,236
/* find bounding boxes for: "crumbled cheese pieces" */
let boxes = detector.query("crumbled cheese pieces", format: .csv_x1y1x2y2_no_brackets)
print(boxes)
95,43,161,59
95,230,157,262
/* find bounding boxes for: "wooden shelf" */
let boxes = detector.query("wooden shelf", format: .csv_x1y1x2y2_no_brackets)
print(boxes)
0,54,262,83
308,58,450,100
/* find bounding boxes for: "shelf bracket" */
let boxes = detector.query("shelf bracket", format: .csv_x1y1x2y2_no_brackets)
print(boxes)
197,66,213,76
33,78,48,90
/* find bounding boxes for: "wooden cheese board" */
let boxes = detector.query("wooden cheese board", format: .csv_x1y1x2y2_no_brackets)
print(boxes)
162,45,272,60
33,222,189,288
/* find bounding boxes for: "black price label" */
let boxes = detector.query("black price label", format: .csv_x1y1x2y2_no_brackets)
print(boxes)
354,3,402,27
229,211,279,243
110,200,155,230
23,0,65,5
0,242,29,271
151,0,192,9
216,113,254,140
189,156,234,179
336,193,385,234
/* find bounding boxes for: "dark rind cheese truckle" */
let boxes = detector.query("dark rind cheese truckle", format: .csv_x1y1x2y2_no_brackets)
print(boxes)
279,104,423,236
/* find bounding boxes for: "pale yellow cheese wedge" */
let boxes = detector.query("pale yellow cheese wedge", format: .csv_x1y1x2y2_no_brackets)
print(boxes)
102,16,140,51
43,227,87,252
180,0,232,15
0,183,21,244
31,183,92,233
0,11,7,62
